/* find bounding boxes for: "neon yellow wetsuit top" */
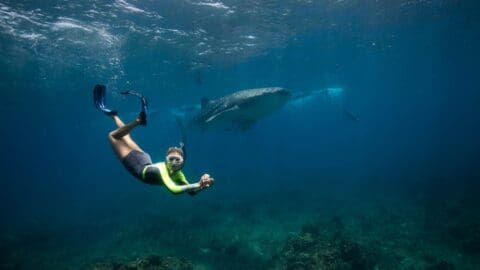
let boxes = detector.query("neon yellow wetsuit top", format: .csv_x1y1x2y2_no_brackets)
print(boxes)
141,162,200,195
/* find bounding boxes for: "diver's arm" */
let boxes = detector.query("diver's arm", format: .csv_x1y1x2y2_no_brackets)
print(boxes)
174,173,214,195
175,171,201,196
164,180,201,195
158,167,201,195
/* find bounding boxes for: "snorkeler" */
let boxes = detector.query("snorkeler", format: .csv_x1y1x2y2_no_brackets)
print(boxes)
93,84,214,195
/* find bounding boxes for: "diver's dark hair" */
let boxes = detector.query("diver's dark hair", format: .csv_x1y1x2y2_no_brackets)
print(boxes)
166,147,184,157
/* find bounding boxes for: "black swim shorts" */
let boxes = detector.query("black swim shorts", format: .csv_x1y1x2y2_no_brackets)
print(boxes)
122,150,152,181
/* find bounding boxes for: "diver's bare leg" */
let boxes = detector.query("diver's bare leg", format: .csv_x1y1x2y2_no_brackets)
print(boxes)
111,115,138,145
108,115,143,160
112,115,125,128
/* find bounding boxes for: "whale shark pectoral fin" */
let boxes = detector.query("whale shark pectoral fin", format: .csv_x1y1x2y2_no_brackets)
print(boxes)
230,118,256,131
341,106,360,122
205,105,240,123
239,120,256,130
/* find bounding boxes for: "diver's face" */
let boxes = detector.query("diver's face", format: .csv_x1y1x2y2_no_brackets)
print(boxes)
166,152,184,171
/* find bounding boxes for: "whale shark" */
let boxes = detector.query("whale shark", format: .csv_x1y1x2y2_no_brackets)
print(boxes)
169,86,357,135
186,87,291,131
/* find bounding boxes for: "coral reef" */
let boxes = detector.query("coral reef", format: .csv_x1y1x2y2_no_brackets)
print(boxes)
447,222,480,255
269,219,374,270
91,255,193,270
425,260,455,270
197,233,269,270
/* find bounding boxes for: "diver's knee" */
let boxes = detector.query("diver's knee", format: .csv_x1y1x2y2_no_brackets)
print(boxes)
108,131,119,141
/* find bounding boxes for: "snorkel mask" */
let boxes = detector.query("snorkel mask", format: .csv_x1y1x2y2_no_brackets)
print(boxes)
166,146,184,171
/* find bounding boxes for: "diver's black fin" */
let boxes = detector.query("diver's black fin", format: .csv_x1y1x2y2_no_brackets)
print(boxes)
139,112,147,126
93,84,117,116
121,90,148,126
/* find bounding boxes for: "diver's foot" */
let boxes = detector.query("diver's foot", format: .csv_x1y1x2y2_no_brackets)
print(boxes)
137,111,147,126
105,110,118,116
138,96,148,126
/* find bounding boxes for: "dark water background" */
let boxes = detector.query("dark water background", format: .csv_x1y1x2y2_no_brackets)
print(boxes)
1,0,479,269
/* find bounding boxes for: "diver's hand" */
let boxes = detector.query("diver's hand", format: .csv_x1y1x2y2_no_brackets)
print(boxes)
199,174,214,189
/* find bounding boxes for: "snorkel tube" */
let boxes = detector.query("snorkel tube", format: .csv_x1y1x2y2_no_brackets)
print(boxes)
176,117,188,162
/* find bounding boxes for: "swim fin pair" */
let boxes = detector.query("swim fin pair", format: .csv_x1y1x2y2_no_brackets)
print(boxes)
93,84,148,126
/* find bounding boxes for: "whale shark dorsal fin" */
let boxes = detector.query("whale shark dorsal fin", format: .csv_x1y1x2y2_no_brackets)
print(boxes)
201,97,210,109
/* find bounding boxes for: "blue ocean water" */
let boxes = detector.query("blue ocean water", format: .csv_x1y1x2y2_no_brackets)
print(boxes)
1,0,479,269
